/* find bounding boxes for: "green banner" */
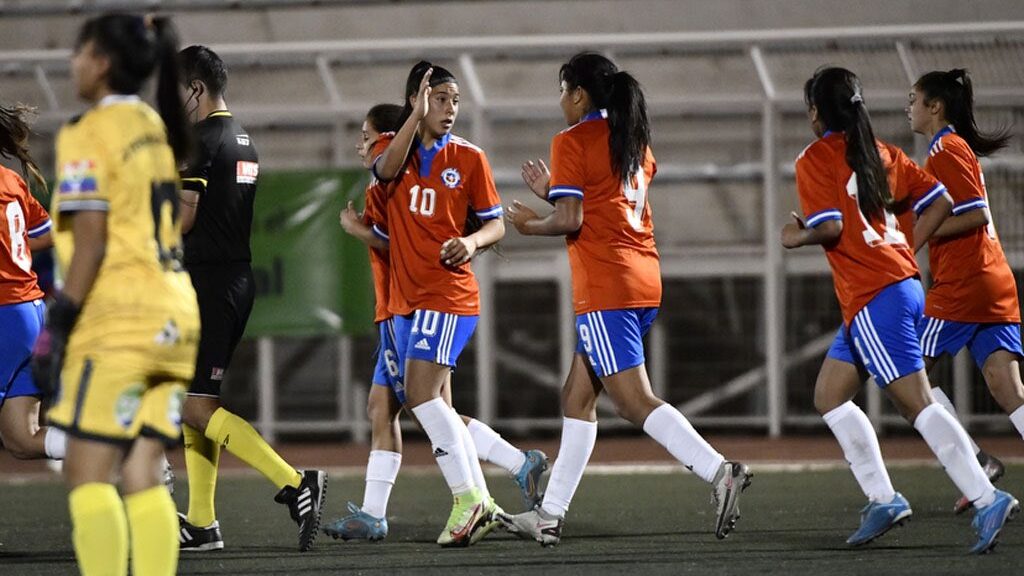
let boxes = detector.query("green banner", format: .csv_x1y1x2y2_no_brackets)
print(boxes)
247,170,375,337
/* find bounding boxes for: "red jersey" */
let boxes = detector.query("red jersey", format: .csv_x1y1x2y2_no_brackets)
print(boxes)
371,132,503,316
548,110,661,314
362,179,392,323
0,165,49,306
796,133,947,326
923,127,1019,323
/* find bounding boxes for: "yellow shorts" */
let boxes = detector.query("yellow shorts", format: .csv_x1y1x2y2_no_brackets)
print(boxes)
48,313,199,445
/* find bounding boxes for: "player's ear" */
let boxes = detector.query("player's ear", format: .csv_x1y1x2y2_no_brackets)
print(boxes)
191,80,205,98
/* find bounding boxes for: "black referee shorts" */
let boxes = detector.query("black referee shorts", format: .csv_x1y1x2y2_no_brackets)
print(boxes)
187,262,255,398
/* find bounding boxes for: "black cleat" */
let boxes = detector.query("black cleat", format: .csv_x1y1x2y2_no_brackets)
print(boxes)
177,512,224,551
275,469,327,552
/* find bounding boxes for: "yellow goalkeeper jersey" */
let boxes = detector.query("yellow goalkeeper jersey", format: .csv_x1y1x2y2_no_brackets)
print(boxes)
51,94,199,359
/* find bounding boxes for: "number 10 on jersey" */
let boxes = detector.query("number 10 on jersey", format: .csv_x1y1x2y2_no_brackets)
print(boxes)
409,185,436,217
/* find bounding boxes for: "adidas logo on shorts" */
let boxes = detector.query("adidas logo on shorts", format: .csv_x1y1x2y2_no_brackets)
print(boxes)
415,338,431,351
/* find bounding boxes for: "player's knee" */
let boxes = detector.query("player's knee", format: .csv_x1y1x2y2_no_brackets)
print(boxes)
1,435,40,460
181,399,217,431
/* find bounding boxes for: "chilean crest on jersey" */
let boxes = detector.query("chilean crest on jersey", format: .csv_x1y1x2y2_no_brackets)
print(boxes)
441,167,461,189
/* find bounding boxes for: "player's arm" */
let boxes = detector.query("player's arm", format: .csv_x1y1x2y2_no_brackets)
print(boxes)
62,211,107,305
912,193,953,252
930,207,989,239
179,188,200,234
375,69,433,182
28,231,53,251
781,212,842,248
339,201,388,251
507,197,582,236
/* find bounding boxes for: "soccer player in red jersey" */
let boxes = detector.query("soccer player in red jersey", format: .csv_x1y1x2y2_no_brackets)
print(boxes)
369,61,508,547
781,67,1017,554
0,103,65,462
500,52,751,546
909,68,1023,513
324,103,547,542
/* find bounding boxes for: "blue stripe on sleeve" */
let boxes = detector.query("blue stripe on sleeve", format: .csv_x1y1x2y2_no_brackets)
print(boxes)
913,183,949,215
805,209,843,228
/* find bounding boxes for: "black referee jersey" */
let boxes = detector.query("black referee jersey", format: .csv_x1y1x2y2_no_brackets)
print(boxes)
181,110,258,266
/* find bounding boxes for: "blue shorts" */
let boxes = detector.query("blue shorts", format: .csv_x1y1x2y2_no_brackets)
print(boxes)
575,308,659,378
918,317,1023,369
372,318,406,404
392,310,477,368
827,278,926,387
0,299,46,404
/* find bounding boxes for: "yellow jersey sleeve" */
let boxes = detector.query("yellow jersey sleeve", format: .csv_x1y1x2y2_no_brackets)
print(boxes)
54,123,113,213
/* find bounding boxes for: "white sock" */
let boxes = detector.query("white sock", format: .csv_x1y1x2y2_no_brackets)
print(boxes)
362,450,401,519
931,386,980,455
43,427,66,460
540,418,597,518
410,398,475,495
642,404,724,483
822,402,896,503
454,410,490,499
914,403,995,508
1009,405,1024,440
467,418,527,475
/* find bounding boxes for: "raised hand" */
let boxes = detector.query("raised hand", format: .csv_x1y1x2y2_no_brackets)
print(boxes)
520,159,551,201
412,68,433,121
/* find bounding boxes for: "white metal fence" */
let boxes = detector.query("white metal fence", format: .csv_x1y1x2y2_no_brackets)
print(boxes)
3,21,1023,440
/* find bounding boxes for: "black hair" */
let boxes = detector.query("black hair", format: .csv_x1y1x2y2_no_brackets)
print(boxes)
0,103,47,193
179,44,228,98
77,13,191,162
396,60,457,129
804,67,891,219
559,52,650,183
365,103,403,134
915,69,1011,157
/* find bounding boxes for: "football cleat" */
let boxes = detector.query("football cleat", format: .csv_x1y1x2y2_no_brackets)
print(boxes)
437,487,487,547
712,461,752,539
495,506,563,547
512,450,549,511
322,501,388,541
177,512,224,552
954,451,1006,515
274,469,327,552
970,489,1020,555
846,493,912,546
468,497,504,545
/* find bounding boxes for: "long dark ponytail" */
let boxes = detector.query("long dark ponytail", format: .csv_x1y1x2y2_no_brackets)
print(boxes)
805,67,891,219
76,13,192,162
915,68,1010,157
559,52,650,182
0,103,47,193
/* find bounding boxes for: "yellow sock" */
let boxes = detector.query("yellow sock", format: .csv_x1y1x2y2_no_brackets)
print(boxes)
124,485,178,576
184,424,220,527
206,407,302,489
69,482,128,576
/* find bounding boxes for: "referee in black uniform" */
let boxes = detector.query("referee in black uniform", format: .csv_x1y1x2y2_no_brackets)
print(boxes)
176,45,325,553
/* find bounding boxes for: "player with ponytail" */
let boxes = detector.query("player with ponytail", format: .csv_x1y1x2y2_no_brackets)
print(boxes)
782,66,1017,554
46,13,200,575
908,68,1023,514
501,52,751,545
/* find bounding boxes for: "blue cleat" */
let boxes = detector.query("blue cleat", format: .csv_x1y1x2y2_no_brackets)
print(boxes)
970,489,1020,554
513,450,549,511
846,492,912,546
322,502,388,542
